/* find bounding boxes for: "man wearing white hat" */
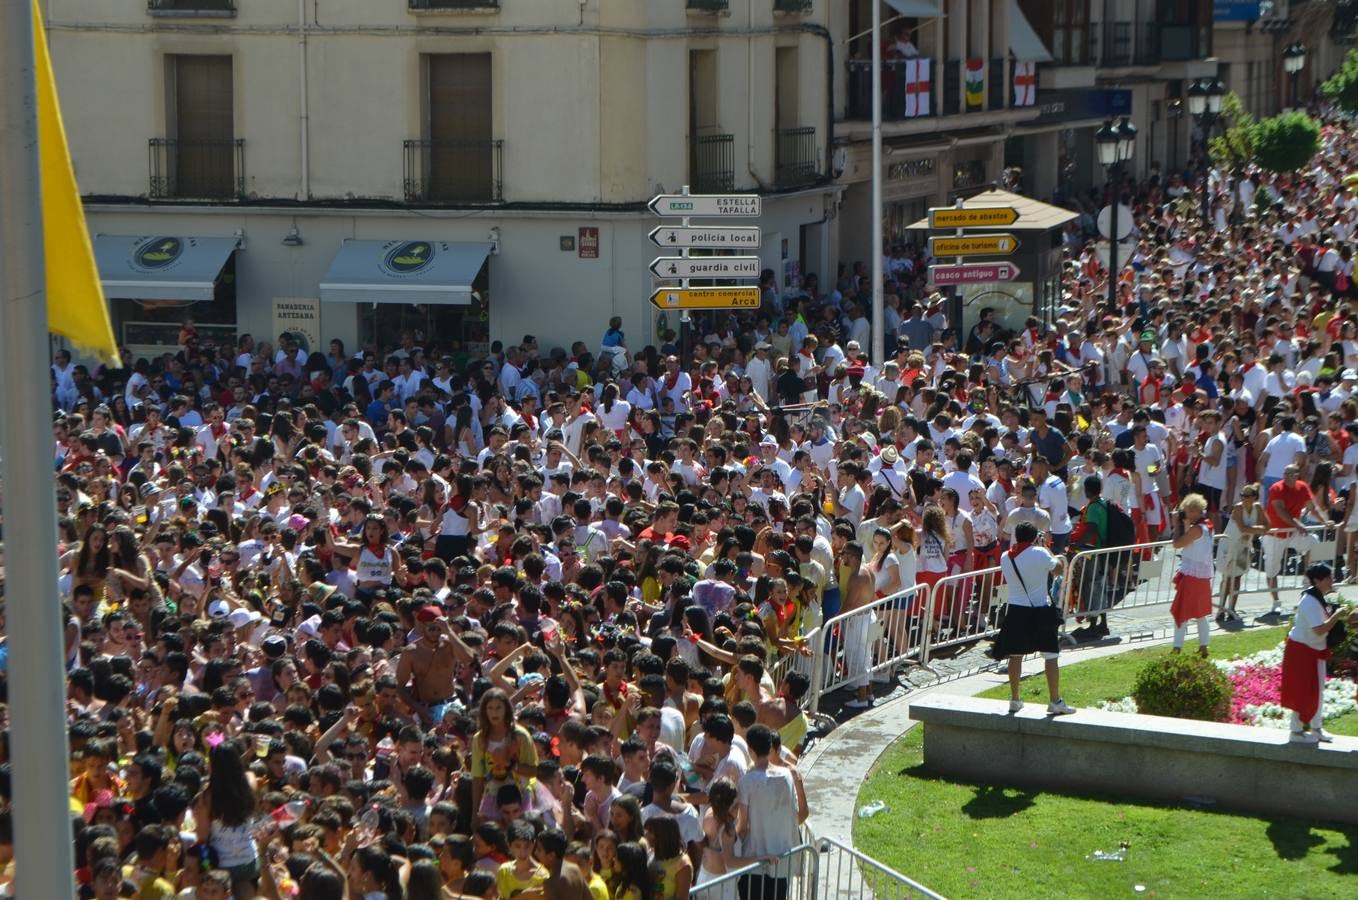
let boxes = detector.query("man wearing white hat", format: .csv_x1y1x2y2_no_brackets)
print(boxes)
746,341,774,401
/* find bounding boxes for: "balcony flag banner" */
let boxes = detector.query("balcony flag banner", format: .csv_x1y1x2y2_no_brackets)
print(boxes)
903,57,931,118
1013,60,1037,107
965,58,985,109
34,0,120,365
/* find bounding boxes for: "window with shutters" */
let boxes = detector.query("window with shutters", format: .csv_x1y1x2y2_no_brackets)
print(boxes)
150,55,243,199
405,53,501,203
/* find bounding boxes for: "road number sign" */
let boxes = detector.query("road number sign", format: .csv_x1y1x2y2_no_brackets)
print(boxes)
648,194,761,217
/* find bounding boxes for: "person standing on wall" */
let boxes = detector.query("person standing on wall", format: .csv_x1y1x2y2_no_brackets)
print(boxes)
991,521,1075,716
1280,563,1357,744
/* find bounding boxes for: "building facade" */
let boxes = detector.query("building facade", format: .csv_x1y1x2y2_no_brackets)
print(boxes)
50,0,838,359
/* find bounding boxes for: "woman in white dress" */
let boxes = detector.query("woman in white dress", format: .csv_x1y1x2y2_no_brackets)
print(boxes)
1216,483,1269,622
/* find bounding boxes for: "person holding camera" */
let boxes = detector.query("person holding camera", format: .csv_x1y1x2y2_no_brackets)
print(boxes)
1169,494,1215,657
993,521,1074,716
1280,563,1358,743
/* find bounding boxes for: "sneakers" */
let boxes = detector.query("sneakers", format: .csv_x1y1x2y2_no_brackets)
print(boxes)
1008,699,1024,713
1315,729,1336,743
1047,699,1076,716
1289,730,1320,744
844,697,873,710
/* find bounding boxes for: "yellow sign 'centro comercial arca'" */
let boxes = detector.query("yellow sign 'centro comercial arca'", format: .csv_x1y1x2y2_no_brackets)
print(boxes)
927,206,1020,228
649,287,760,310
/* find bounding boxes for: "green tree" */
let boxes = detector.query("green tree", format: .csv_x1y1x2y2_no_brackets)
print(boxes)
1207,91,1255,171
1248,110,1321,174
1322,47,1358,113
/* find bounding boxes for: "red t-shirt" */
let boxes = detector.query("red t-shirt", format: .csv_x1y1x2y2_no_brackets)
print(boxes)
1265,479,1313,530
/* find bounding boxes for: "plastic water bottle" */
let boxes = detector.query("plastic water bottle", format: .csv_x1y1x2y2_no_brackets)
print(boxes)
856,800,889,819
271,799,309,825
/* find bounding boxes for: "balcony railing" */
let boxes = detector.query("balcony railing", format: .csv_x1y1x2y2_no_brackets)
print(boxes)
773,0,812,12
942,59,962,115
1159,23,1208,61
408,0,500,8
845,58,937,120
1102,21,1133,65
775,127,817,188
403,139,503,204
691,132,735,193
1096,21,1201,66
148,138,244,200
148,0,235,14
688,0,729,11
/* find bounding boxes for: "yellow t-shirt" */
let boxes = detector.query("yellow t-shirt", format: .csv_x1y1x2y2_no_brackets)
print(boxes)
496,859,548,898
586,871,611,900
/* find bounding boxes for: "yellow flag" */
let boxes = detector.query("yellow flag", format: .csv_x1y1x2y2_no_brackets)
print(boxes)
34,0,119,365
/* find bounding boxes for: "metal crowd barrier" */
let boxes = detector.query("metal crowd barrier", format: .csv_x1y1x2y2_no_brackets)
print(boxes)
815,836,947,900
918,566,1004,658
691,842,819,900
690,839,945,900
807,584,931,715
1059,522,1339,622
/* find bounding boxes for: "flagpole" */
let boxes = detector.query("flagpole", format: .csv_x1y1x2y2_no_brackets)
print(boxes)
0,1,77,896
870,0,884,369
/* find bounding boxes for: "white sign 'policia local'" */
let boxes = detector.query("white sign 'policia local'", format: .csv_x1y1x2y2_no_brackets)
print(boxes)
648,194,762,217
647,226,762,249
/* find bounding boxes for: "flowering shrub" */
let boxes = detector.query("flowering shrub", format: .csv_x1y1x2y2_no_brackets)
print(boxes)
1102,643,1358,728
1131,655,1234,722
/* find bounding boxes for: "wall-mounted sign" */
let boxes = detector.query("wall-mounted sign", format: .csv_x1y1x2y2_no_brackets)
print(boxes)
578,227,600,259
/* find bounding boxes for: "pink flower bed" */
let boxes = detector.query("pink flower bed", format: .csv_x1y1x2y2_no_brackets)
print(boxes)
1227,663,1282,725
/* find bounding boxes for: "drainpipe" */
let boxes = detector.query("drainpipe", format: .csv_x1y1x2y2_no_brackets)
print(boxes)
298,0,311,199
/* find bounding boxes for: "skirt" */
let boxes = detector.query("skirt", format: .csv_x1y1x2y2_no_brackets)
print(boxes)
1215,536,1252,577
991,603,1061,658
697,864,740,900
1170,573,1213,626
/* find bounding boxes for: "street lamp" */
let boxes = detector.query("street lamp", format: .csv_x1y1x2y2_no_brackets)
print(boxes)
1189,77,1225,225
1096,117,1135,299
1283,42,1307,109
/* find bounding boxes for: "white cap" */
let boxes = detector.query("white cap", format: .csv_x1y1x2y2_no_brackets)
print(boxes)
1342,369,1358,381
207,599,230,619
760,434,778,447
228,608,262,630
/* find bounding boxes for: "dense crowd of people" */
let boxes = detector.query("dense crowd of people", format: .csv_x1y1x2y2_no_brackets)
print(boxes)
11,112,1358,899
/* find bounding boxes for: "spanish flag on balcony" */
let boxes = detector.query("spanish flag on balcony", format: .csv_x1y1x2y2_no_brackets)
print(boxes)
34,0,120,364
965,58,985,110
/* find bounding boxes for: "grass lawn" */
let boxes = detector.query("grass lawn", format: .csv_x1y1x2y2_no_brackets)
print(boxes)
854,627,1358,897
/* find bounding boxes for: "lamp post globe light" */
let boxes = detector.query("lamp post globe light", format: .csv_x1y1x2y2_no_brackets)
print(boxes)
1096,118,1133,298
1189,77,1225,225
1283,43,1307,109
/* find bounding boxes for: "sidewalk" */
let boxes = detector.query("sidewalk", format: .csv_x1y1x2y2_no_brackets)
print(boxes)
798,591,1290,846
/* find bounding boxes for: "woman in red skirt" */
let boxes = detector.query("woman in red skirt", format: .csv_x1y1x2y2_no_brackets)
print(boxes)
1169,494,1215,657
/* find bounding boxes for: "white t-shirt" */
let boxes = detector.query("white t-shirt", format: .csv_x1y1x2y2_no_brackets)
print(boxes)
596,399,632,432
1037,474,1072,535
1198,433,1228,490
1288,589,1329,651
641,799,703,848
736,766,800,857
1262,431,1306,479
1000,544,1058,607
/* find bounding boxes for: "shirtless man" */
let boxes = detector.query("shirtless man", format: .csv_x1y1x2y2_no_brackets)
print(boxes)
838,541,877,709
535,828,591,900
394,605,472,728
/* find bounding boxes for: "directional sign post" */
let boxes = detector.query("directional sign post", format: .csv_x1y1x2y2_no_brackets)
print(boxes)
928,262,1022,285
647,226,761,249
649,256,761,279
649,287,761,310
648,194,761,218
927,206,1020,229
927,234,1020,257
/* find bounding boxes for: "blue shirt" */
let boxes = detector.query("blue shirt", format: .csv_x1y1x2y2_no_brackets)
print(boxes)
365,398,390,429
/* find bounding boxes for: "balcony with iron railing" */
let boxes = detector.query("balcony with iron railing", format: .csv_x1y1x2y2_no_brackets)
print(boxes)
775,127,818,188
845,58,937,120
408,0,500,9
403,139,503,203
691,131,735,193
1095,20,1205,67
688,0,730,12
148,0,235,15
988,57,1007,109
773,0,813,12
148,138,245,200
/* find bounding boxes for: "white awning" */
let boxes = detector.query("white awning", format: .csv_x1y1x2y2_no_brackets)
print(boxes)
319,239,492,306
94,234,239,302
1009,0,1054,63
884,0,943,16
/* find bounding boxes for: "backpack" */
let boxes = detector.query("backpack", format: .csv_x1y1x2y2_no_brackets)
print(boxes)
1101,499,1136,548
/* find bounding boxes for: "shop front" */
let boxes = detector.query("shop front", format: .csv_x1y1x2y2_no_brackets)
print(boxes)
93,234,241,359
319,239,493,361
